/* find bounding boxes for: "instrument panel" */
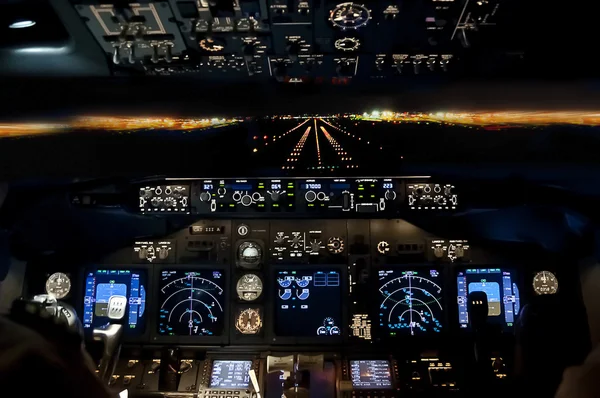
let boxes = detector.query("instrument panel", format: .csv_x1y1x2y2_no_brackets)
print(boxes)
68,0,505,81
51,215,562,346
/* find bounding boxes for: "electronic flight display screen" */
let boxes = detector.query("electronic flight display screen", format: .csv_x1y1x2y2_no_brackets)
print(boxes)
378,269,444,336
157,270,225,336
209,360,252,389
350,360,393,389
457,268,521,330
82,269,146,334
275,269,342,337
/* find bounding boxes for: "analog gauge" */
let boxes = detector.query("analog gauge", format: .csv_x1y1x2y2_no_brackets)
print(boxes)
199,37,226,52
329,2,372,30
377,241,390,254
533,271,558,295
236,273,264,301
237,241,262,268
45,272,71,299
327,237,345,254
236,308,262,334
334,37,360,51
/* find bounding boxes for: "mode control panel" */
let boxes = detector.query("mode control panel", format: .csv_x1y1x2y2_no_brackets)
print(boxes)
136,177,459,216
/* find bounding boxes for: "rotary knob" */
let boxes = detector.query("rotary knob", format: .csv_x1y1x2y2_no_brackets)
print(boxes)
199,191,211,201
309,240,321,253
141,189,152,199
274,232,285,244
291,234,302,247
138,247,148,260
180,361,193,373
151,197,161,207
286,41,301,61
454,246,465,258
158,247,169,259
164,197,176,207
433,246,444,258
270,191,281,201
305,190,317,202
384,190,396,200
240,194,252,206
327,237,344,254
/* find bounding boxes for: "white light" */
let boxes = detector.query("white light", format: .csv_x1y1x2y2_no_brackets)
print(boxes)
9,20,36,29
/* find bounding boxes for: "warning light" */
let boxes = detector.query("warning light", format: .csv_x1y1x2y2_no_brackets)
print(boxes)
253,148,258,152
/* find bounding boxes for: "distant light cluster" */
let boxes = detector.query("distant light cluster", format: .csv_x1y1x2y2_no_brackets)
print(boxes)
353,111,600,126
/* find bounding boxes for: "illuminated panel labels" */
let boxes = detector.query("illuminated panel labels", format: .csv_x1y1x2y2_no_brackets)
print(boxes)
139,185,190,213
407,183,457,210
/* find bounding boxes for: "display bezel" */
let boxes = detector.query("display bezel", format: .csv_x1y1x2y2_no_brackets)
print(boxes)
375,265,448,338
150,264,230,345
268,264,348,345
454,266,522,332
78,264,152,343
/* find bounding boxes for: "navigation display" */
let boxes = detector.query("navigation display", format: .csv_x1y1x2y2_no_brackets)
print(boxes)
209,360,252,389
378,269,444,335
349,360,393,389
457,268,521,330
157,270,225,336
275,269,342,337
82,269,146,334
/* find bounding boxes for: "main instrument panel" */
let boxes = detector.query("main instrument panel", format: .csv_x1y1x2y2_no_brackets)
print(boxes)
69,0,504,81
28,175,567,397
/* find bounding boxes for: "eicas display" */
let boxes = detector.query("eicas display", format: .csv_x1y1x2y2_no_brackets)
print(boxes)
209,360,253,389
457,268,521,330
275,269,342,337
378,269,444,335
158,270,225,336
82,269,146,334
349,360,393,389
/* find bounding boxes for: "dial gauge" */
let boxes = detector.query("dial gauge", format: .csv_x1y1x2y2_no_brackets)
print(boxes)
329,3,372,30
236,308,262,334
45,272,71,299
334,37,360,51
237,241,262,268
533,271,558,295
199,37,226,52
236,273,264,301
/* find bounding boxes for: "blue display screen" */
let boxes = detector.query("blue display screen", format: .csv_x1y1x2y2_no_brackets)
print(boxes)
82,269,147,334
457,268,520,331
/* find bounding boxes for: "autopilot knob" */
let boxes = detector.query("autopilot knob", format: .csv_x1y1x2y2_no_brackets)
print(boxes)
240,194,253,206
286,41,301,62
199,191,211,201
305,190,317,202
270,191,281,202
384,189,396,200
336,61,353,77
433,246,444,258
151,197,161,207
454,246,465,258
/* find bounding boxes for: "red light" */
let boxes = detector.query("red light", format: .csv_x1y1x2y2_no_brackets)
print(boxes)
253,136,258,139
263,135,268,139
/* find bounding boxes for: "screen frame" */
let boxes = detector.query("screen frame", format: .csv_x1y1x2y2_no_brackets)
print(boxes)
78,264,152,343
454,266,522,333
268,264,348,345
375,265,448,339
348,359,395,390
150,263,230,345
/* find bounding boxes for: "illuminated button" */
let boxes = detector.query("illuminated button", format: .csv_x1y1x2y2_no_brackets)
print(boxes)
226,392,233,395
